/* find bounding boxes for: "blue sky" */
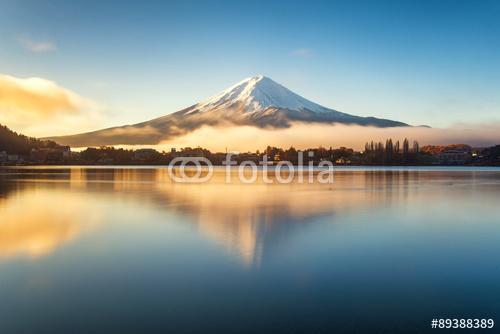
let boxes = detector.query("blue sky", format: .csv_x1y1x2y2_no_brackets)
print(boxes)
1,0,499,135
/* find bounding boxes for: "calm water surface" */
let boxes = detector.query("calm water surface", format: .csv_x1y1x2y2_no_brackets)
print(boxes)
1,167,499,333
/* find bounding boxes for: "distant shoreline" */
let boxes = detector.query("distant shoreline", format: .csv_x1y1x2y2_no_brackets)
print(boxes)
2,163,500,168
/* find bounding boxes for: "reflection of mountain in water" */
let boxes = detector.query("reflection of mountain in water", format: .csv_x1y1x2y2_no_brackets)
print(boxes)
0,167,433,264
72,168,419,265
111,169,364,265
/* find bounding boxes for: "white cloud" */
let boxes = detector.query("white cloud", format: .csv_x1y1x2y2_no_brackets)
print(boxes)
18,36,57,53
91,81,110,89
290,48,313,58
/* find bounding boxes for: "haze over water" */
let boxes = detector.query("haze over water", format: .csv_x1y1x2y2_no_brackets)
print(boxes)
1,167,500,333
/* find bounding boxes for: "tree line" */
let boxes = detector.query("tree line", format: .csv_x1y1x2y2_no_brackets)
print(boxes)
363,138,427,164
72,141,433,165
0,124,61,154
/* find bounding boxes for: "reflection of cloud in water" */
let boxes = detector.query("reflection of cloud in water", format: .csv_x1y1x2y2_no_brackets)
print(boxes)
0,189,100,259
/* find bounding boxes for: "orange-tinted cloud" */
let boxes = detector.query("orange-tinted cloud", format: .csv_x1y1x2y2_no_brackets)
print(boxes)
0,74,81,115
0,74,102,137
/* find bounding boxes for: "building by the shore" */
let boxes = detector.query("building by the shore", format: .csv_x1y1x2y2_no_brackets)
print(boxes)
0,151,7,163
29,147,71,163
437,148,472,165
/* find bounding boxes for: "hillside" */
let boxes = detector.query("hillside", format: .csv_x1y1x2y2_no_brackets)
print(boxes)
0,124,62,154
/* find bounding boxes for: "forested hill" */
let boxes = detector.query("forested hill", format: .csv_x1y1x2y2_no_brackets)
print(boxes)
0,124,62,154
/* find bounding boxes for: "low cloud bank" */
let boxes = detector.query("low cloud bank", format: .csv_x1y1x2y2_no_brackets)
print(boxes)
158,121,500,151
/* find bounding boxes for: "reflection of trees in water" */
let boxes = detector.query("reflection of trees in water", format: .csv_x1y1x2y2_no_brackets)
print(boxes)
362,170,416,204
0,168,75,203
0,179,16,200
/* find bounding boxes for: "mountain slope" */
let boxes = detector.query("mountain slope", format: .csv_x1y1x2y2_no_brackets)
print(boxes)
47,75,409,147
0,124,62,154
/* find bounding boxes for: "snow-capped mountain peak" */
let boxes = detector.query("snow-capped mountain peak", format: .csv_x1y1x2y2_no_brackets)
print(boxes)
193,75,330,114
47,75,409,147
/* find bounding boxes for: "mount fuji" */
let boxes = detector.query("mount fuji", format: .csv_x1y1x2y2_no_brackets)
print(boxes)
48,75,409,147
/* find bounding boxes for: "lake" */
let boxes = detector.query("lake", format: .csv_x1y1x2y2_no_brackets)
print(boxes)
1,166,499,333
